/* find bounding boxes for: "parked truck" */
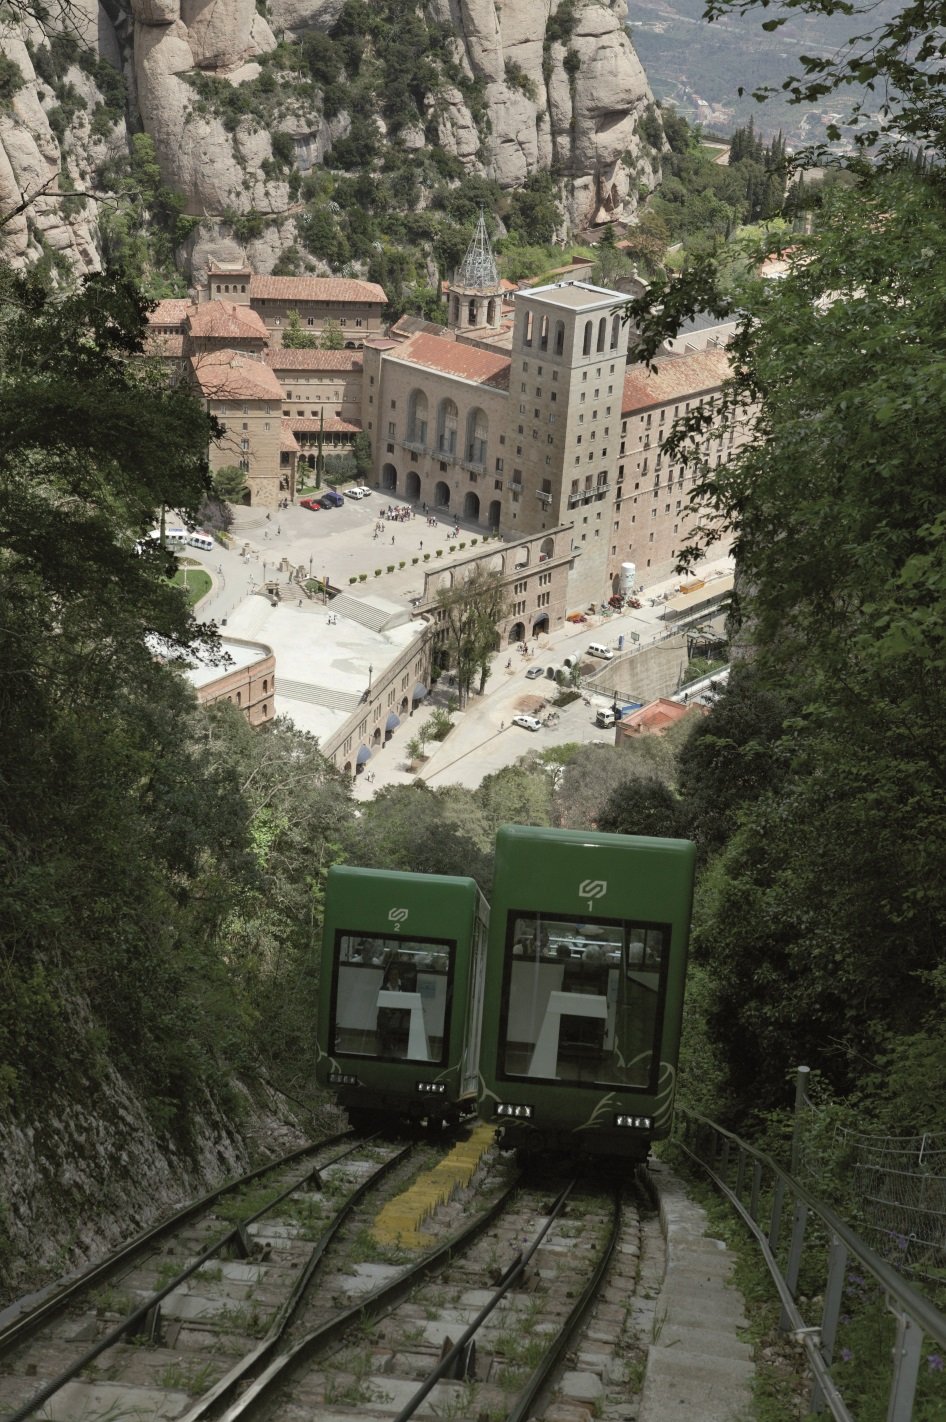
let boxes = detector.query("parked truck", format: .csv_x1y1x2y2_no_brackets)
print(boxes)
595,701,642,728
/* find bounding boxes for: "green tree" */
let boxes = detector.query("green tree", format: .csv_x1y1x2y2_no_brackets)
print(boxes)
281,310,320,348
596,776,684,837
213,464,249,502
434,565,510,705
320,318,344,350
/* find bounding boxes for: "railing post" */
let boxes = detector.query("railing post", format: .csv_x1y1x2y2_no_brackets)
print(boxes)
780,1199,809,1330
886,1308,922,1422
811,1234,847,1412
735,1145,747,1201
792,1065,811,1177
750,1160,763,1222
768,1175,786,1254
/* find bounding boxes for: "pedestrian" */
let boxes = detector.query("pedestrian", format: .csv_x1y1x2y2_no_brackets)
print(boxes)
500,720,505,730
420,540,423,551
392,534,395,544
506,658,511,669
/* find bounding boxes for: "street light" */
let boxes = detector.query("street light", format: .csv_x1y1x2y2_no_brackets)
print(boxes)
323,572,328,605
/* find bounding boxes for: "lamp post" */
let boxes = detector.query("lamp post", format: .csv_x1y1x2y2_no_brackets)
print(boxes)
368,664,373,695
309,555,313,578
323,572,328,605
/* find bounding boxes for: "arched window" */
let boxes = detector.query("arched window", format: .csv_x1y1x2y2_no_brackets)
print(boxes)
554,321,565,355
468,298,477,325
523,311,534,346
583,320,593,356
452,295,460,324
597,317,606,352
539,314,549,350
486,298,496,325
407,389,428,445
262,678,269,693
466,407,488,466
611,313,621,349
437,398,458,456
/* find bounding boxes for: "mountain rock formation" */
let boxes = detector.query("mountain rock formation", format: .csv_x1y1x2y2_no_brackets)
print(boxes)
0,0,659,280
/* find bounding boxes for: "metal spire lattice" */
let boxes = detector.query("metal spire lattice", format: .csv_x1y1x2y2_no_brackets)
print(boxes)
454,210,500,290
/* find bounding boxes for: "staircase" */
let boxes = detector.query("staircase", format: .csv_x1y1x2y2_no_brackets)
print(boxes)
276,678,363,713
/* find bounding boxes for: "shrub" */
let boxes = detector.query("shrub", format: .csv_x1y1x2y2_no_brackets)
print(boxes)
471,538,478,546
423,553,430,561
398,560,405,568
374,568,382,576
436,550,443,558
412,557,419,565
359,572,367,581
349,575,357,583
387,564,395,572
459,542,466,549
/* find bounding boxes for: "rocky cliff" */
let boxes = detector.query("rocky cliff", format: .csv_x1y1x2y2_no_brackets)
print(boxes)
0,0,659,289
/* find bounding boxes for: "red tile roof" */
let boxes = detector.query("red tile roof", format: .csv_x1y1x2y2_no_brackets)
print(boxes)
191,349,283,403
250,275,387,305
622,349,732,415
280,421,301,452
265,348,363,371
148,298,193,329
287,416,362,434
187,301,268,342
390,332,511,390
144,331,185,358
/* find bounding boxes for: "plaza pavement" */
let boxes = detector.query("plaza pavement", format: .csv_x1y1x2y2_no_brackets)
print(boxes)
184,491,731,798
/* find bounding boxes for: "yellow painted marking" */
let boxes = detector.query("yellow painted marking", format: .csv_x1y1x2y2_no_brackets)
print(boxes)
371,1124,496,1248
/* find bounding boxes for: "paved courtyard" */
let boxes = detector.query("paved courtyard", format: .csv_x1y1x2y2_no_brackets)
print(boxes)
184,492,731,795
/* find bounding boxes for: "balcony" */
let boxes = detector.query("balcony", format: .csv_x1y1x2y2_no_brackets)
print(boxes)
536,490,552,505
507,480,523,494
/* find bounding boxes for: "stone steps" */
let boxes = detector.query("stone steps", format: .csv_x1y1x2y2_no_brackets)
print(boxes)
276,678,362,712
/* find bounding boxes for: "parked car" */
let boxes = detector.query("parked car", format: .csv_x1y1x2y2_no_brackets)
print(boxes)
345,486,366,499
300,498,322,512
512,714,542,732
525,666,544,680
321,489,344,507
355,485,372,497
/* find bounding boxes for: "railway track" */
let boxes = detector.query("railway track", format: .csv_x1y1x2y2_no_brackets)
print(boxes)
1,1131,662,1422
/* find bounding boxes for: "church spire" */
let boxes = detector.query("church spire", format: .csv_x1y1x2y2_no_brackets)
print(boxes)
453,210,500,291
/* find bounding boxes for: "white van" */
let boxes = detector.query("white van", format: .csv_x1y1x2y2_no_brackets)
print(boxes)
188,532,214,551
587,642,613,660
165,528,188,546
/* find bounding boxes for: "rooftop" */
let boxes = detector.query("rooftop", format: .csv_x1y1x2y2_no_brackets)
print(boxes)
389,331,511,390
518,280,624,312
190,349,283,403
149,298,193,329
287,415,362,433
250,275,387,306
265,348,363,371
221,596,422,745
622,348,732,414
183,636,271,690
187,301,268,342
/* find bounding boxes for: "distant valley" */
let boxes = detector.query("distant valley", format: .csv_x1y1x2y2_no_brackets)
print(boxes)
629,0,897,147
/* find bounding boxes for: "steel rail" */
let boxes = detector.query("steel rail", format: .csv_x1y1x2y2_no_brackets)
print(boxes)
219,1174,523,1420
0,1131,351,1360
506,1181,623,1422
178,1137,419,1421
4,1133,372,1422
389,1177,577,1422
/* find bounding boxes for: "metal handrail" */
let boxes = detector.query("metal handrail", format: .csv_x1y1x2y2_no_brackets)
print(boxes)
674,1109,946,1421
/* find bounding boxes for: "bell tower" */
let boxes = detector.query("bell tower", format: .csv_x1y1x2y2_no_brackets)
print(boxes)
446,212,503,333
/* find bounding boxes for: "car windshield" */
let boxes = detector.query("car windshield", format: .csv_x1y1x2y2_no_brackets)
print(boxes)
498,911,670,1089
332,932,454,1064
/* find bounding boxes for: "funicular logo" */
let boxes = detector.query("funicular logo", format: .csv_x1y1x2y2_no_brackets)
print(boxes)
388,907,409,930
579,879,607,907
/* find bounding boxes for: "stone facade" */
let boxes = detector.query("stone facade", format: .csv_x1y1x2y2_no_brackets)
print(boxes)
416,528,573,647
203,263,387,348
323,637,433,777
187,637,277,726
190,349,290,510
616,350,741,584
362,280,740,609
